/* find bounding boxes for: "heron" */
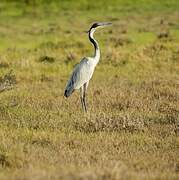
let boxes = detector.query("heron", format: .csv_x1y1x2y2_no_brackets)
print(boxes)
64,22,112,112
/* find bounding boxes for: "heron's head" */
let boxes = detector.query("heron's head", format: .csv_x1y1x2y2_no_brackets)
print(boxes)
87,22,112,33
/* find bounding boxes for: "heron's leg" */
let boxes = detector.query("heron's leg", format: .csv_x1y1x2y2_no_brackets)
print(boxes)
83,82,88,112
80,86,85,111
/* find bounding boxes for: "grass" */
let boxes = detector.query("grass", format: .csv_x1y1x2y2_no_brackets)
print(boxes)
0,0,179,179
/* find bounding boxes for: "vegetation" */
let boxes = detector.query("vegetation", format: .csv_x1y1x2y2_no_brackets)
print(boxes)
0,0,179,179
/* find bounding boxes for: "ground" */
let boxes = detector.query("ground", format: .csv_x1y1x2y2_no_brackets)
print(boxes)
0,0,179,179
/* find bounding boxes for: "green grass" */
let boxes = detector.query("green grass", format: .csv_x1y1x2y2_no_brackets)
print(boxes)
0,0,179,179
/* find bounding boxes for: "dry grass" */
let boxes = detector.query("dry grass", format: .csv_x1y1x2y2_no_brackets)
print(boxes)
0,0,179,179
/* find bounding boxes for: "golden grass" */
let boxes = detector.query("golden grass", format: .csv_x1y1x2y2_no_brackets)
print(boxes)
0,0,179,179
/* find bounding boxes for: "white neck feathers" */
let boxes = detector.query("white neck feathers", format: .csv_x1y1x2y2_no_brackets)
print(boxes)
89,29,100,65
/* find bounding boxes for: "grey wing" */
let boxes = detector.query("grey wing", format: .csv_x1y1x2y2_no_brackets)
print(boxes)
64,65,78,97
64,58,88,97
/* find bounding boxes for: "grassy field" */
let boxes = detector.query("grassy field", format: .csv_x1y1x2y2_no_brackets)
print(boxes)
0,0,179,179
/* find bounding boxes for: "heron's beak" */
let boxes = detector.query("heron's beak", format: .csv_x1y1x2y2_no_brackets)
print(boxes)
98,22,112,27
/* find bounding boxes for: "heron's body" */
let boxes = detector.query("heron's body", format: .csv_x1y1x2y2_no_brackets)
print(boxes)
65,56,99,92
64,22,111,112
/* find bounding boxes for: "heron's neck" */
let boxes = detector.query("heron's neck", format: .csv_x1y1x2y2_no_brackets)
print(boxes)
89,29,100,65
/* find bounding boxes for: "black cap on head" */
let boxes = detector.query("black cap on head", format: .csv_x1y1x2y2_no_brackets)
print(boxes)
89,22,112,30
90,23,99,29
